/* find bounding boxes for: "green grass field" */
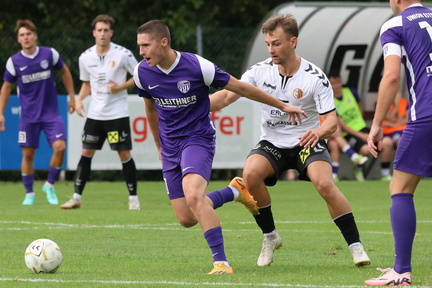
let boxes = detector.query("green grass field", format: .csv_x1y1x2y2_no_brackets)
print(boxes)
0,179,431,287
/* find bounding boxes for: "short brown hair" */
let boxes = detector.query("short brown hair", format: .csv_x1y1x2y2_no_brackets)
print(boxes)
262,14,299,39
137,20,171,44
14,19,37,35
91,14,115,30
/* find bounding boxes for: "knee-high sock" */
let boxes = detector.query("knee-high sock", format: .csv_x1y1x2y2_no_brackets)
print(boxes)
207,187,234,209
253,206,275,234
74,156,92,195
391,193,416,274
204,226,227,262
122,157,137,196
333,212,361,245
47,166,62,185
22,174,34,194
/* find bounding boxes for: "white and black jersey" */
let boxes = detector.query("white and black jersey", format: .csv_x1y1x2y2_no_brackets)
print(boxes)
241,57,335,149
79,42,138,120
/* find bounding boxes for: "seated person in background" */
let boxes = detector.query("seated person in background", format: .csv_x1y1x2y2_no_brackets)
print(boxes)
382,92,408,149
328,71,394,181
326,122,368,181
319,116,368,180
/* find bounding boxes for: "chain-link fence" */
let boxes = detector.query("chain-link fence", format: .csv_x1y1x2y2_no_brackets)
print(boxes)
0,26,257,180
0,26,256,95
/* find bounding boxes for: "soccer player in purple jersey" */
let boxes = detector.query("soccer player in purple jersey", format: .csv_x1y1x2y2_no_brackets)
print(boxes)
0,19,75,206
366,0,432,286
133,19,306,274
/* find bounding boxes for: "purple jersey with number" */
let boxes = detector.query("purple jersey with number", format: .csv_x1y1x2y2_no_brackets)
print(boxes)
380,4,432,123
3,46,64,123
133,51,231,151
380,4,432,176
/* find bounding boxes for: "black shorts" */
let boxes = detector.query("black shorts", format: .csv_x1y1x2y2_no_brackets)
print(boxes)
82,117,132,150
344,127,369,153
248,140,331,186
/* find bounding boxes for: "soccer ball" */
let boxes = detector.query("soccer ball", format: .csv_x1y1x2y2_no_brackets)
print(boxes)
24,239,62,273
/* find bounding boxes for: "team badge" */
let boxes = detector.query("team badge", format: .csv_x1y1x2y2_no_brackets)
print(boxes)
108,60,116,67
177,80,190,94
299,146,310,164
293,88,304,99
40,60,49,69
107,131,119,143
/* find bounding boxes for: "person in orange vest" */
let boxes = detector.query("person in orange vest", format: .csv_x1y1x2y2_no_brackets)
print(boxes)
382,92,408,149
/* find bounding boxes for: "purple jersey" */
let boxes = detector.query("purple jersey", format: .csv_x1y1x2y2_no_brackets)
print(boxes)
133,51,231,150
380,4,432,123
3,46,64,123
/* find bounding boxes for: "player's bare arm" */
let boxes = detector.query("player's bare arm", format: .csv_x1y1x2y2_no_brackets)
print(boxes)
75,82,91,117
367,54,401,158
299,111,337,148
144,97,162,160
209,89,241,112
224,76,307,122
60,65,76,114
0,81,13,131
108,77,135,94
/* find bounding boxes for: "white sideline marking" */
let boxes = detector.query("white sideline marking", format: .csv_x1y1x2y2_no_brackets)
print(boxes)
1,220,431,236
4,277,422,287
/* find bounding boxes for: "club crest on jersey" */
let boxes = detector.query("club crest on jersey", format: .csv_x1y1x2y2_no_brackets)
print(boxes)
108,60,116,67
177,80,190,94
293,88,304,99
40,60,49,69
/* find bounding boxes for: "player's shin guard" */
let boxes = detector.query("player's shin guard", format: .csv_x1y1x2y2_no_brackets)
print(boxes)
122,157,137,196
254,205,276,234
333,212,360,245
74,155,92,195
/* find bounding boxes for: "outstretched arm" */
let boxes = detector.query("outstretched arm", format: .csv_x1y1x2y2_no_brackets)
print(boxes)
223,76,307,123
210,89,241,112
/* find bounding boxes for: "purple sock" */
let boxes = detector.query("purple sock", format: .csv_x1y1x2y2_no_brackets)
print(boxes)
391,193,416,274
207,187,234,209
22,174,34,193
344,148,355,159
47,166,62,184
332,164,339,175
204,226,227,262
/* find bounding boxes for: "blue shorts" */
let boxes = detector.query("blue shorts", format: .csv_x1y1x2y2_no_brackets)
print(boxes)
162,137,215,200
18,116,66,148
394,119,432,177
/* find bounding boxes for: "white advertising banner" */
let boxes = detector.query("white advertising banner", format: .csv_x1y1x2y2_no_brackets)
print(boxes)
67,96,261,170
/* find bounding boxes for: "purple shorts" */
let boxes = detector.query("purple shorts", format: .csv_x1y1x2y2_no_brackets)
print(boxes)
162,137,215,200
385,130,403,149
394,119,432,177
18,116,66,148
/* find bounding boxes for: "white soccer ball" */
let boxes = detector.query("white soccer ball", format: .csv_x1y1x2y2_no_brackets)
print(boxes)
24,239,63,273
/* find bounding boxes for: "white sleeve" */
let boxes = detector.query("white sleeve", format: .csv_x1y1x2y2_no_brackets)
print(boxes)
196,54,215,87
5,57,16,77
50,47,60,65
133,62,144,90
78,55,90,82
124,49,139,75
